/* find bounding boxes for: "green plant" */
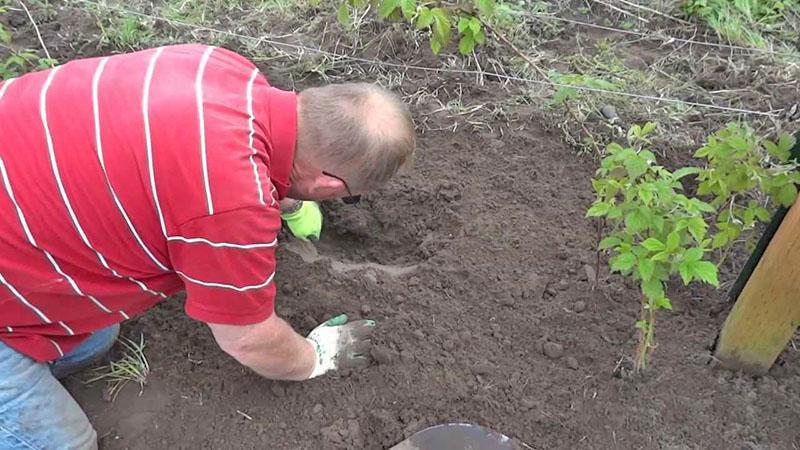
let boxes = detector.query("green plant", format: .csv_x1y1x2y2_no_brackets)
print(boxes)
99,15,155,51
549,71,621,105
0,51,56,79
683,0,800,48
85,334,150,401
588,123,797,371
324,0,497,54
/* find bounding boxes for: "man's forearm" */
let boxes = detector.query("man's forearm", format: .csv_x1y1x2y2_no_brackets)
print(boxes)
209,315,316,381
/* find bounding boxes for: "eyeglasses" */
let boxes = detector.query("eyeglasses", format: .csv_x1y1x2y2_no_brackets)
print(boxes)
322,171,361,204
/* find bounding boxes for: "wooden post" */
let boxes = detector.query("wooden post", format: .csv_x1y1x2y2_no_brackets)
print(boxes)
715,197,800,374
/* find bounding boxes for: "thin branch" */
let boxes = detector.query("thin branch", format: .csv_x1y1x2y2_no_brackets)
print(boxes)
590,0,650,23
17,0,53,63
479,18,549,80
613,0,693,25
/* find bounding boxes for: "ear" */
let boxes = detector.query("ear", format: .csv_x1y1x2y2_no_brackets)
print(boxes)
309,173,345,200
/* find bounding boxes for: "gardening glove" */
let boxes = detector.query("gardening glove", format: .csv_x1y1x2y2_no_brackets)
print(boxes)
281,201,322,241
305,314,375,379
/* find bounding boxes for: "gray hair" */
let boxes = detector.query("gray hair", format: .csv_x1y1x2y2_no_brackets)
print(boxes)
296,83,416,190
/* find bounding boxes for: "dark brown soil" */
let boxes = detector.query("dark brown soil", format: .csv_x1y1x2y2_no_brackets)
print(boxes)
4,2,799,449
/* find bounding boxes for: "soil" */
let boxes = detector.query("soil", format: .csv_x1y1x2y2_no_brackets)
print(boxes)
4,3,800,450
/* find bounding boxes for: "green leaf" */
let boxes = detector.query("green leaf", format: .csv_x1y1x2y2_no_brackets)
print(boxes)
625,208,648,233
337,2,351,26
457,17,471,33
678,261,692,285
610,252,636,272
473,28,486,45
623,155,648,179
430,36,442,54
642,278,664,300
778,133,796,156
599,236,622,249
640,238,666,252
431,7,451,44
416,6,434,28
638,257,655,281
469,17,481,34
379,0,401,18
475,0,495,16
776,183,797,207
687,217,707,242
651,251,670,262
551,87,578,105
689,261,719,287
458,35,475,55
654,297,672,310
641,122,657,135
673,167,701,180
755,206,771,222
666,231,680,251
635,320,649,331
684,247,704,262
0,26,10,45
586,202,611,217
400,0,416,20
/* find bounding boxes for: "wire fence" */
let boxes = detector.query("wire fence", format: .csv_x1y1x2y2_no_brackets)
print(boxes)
68,0,791,117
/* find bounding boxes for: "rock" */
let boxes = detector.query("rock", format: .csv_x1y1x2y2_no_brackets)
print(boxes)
312,403,324,415
278,422,287,429
270,384,286,398
520,397,538,411
412,329,426,340
361,304,372,315
534,337,547,355
572,301,587,313
400,350,414,363
371,346,399,365
583,265,597,282
498,296,515,307
566,356,579,370
364,270,378,284
600,104,619,121
543,342,565,359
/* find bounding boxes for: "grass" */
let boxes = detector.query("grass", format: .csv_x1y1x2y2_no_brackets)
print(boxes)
683,0,800,48
85,334,150,401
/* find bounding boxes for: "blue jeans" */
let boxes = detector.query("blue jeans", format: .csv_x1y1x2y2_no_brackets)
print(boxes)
0,325,119,450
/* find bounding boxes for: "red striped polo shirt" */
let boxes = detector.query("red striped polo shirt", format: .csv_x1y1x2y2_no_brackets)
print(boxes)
0,44,295,362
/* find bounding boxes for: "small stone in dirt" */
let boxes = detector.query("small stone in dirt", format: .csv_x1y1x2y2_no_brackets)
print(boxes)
583,265,597,282
371,346,399,365
543,342,565,359
459,330,472,342
520,397,538,411
600,104,619,121
572,301,587,313
437,182,462,202
278,422,287,430
400,350,414,363
566,356,579,370
270,384,286,398
312,403,323,415
498,296,515,307
363,270,378,284
442,339,456,351
412,329,426,340
361,304,372,315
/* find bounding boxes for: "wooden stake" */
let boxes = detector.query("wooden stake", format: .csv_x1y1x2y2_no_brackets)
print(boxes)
715,196,800,374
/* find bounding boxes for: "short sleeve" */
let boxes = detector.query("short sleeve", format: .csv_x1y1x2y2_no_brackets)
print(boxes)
168,205,281,325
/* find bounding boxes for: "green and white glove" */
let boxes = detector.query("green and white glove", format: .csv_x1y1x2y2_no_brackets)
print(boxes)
306,314,375,379
281,200,322,241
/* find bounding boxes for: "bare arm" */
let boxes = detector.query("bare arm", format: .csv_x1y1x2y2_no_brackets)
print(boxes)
208,314,316,381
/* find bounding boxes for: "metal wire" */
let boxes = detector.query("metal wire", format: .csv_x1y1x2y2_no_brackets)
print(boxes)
71,0,784,117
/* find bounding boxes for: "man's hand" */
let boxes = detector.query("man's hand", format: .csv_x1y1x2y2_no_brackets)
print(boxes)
281,200,322,241
306,314,375,378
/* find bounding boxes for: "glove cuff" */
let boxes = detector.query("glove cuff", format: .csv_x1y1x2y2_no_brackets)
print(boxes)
280,201,305,220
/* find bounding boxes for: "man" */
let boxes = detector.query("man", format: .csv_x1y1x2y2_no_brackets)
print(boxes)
0,44,415,449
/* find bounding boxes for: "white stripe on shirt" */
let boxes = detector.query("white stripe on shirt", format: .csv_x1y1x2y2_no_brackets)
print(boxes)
40,66,167,300
143,47,168,237
0,78,15,100
175,270,275,292
0,272,51,323
0,155,112,313
167,236,277,249
58,321,75,335
195,46,216,215
92,57,170,273
49,339,64,357
246,68,270,206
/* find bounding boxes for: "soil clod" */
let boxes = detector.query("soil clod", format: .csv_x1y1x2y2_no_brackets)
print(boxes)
543,342,565,359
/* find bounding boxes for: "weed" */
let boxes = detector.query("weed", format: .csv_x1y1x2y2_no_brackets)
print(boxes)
85,334,150,401
99,14,155,51
683,0,800,48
